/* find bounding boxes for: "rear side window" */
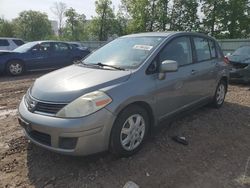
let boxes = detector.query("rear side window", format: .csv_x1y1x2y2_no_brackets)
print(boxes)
0,39,10,46
54,43,69,51
159,36,193,66
193,37,211,61
13,40,24,46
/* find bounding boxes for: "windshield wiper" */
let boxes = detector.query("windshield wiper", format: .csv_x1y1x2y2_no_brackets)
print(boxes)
94,62,125,70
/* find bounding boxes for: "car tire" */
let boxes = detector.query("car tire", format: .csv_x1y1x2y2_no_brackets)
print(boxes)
211,80,227,108
110,105,149,157
7,60,24,76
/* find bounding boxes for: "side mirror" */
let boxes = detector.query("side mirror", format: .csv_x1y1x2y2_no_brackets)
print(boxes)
160,60,178,73
158,60,178,80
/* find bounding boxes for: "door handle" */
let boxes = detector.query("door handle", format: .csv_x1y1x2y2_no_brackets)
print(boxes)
191,70,197,75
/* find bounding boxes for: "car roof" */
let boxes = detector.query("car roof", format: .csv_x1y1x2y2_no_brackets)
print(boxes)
122,31,214,40
0,37,24,40
33,40,68,43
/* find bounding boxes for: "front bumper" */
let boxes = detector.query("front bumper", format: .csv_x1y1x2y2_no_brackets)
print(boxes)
18,98,116,156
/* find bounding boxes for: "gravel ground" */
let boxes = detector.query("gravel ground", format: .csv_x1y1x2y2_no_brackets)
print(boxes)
0,72,250,188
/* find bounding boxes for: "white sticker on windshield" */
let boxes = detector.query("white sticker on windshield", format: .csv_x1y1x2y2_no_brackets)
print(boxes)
133,45,153,51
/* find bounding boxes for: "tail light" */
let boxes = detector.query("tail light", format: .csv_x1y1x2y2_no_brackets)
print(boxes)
224,57,229,64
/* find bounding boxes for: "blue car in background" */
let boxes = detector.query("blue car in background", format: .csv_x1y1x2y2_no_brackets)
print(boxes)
0,41,90,76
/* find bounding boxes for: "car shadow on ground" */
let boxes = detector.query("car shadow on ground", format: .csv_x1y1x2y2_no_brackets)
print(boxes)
25,101,250,188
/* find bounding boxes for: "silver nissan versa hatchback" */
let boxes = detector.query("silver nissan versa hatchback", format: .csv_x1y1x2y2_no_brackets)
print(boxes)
18,32,229,157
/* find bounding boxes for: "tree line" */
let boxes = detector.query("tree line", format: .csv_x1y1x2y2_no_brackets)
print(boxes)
0,0,249,41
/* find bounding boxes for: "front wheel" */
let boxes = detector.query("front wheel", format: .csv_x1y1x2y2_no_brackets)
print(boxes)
110,105,149,157
212,80,227,108
7,61,24,76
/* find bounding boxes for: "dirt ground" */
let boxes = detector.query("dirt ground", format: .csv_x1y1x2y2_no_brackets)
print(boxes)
0,72,250,188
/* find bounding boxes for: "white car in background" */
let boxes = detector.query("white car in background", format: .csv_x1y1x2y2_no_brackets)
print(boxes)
0,37,25,51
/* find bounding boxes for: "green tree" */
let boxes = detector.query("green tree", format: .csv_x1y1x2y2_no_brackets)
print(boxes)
91,0,116,41
13,10,52,41
121,0,151,33
64,8,86,40
224,0,250,38
0,18,15,37
155,0,170,31
170,0,199,31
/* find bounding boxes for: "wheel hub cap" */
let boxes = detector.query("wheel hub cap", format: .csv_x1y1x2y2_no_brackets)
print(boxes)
216,84,225,105
120,114,145,151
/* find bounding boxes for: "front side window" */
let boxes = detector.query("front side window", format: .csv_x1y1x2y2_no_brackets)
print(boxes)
0,39,9,46
32,43,51,52
159,36,193,66
83,37,164,69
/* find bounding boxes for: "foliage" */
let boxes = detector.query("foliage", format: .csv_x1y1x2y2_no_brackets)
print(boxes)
63,8,86,40
0,0,250,41
13,10,53,41
169,0,200,31
0,18,15,37
90,0,116,41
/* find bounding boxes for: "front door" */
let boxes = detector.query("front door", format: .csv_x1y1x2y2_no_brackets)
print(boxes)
25,42,52,70
154,36,201,120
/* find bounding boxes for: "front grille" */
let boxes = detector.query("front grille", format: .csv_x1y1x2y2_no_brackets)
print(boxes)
25,93,67,116
28,130,51,146
35,102,66,115
230,61,248,69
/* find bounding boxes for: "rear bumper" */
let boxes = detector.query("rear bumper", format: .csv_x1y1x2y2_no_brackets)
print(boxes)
18,97,116,156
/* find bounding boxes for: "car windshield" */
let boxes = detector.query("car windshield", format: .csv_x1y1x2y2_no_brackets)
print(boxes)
232,46,250,56
13,42,37,53
83,36,164,69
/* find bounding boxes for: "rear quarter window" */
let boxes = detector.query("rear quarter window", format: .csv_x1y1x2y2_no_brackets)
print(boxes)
0,39,10,46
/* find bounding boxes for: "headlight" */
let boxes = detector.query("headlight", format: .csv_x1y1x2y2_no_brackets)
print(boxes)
56,91,112,118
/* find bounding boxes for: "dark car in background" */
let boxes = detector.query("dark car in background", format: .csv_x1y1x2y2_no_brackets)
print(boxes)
68,42,90,51
0,41,90,76
227,46,250,83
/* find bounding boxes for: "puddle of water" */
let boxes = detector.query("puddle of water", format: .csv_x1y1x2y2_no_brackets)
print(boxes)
0,109,18,120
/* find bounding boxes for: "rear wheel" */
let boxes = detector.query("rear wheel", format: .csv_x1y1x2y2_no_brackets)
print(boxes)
110,105,149,157
212,80,227,108
7,61,24,76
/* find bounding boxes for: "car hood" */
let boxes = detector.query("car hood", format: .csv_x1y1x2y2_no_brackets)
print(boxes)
228,55,250,64
30,65,132,103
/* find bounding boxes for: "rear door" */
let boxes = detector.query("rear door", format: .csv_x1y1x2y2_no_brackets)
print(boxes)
191,37,219,97
50,42,72,68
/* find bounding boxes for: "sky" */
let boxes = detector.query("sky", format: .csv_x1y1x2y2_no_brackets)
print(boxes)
0,0,121,21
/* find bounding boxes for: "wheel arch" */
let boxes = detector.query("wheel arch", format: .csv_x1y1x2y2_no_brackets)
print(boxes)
113,101,156,133
220,76,228,92
5,58,26,71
